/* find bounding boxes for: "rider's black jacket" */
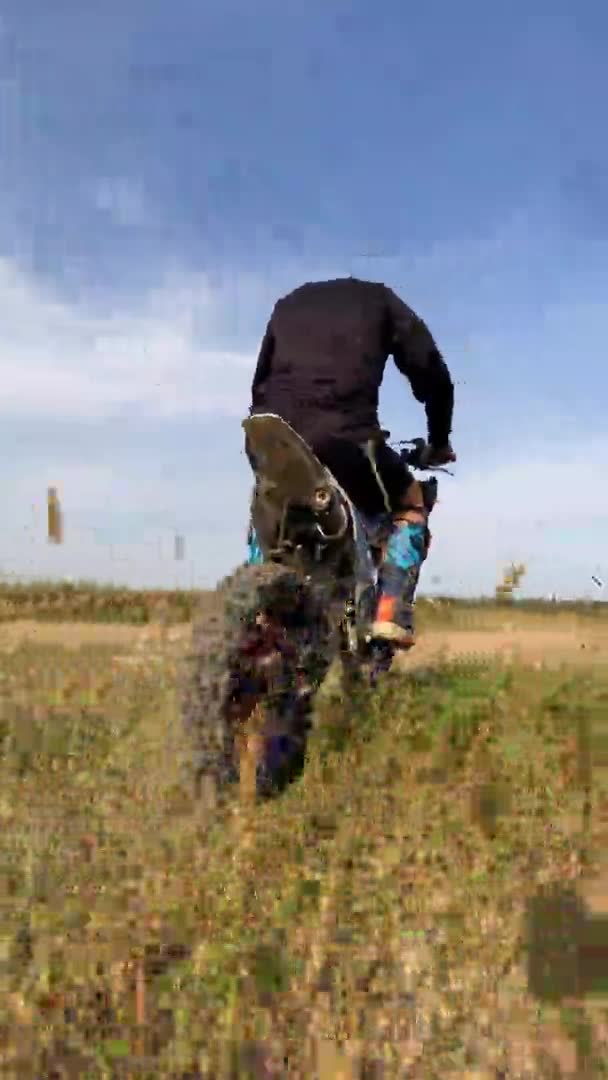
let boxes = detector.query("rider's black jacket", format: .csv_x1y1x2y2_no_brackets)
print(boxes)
249,277,454,448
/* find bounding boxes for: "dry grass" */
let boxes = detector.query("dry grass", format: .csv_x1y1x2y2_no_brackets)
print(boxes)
0,610,607,1076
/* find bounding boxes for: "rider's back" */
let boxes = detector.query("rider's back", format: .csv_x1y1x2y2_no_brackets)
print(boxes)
251,278,398,444
250,277,453,451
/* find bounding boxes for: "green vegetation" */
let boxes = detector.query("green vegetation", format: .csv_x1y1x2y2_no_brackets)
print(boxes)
0,577,605,626
1,622,607,1075
0,581,203,625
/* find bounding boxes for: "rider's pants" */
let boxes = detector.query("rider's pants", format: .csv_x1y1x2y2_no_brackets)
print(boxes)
246,523,264,566
247,515,431,646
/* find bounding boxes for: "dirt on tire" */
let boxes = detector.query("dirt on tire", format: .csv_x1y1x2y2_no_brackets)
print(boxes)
179,562,330,806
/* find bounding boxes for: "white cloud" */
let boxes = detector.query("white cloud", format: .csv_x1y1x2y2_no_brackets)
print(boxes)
1,425,606,597
0,425,254,588
0,258,254,419
6,461,164,517
423,436,608,599
0,522,246,590
0,245,606,596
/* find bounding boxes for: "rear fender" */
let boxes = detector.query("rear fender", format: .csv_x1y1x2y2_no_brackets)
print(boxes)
244,413,354,561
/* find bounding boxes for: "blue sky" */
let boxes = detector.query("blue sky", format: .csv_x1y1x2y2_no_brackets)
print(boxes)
0,1,607,597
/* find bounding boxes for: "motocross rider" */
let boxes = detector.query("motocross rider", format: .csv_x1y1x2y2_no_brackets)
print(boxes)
247,277,456,649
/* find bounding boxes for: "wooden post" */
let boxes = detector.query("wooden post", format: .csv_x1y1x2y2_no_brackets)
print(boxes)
47,487,63,544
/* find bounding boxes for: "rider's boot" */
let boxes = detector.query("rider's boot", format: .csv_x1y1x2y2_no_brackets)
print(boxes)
370,495,430,649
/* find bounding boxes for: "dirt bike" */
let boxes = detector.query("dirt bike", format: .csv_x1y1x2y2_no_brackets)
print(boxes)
180,413,453,808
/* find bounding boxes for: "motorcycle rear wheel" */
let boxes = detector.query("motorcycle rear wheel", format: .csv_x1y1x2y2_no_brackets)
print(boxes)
180,562,330,811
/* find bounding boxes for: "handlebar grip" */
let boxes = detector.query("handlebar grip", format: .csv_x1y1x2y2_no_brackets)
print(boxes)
396,438,454,475
399,439,428,468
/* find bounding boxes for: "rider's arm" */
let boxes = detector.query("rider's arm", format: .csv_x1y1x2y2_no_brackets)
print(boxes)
384,287,454,447
250,316,275,408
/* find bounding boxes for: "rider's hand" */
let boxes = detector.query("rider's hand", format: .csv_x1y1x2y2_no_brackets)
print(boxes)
422,441,456,467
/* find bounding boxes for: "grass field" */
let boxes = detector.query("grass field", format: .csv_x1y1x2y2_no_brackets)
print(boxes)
1,598,607,1076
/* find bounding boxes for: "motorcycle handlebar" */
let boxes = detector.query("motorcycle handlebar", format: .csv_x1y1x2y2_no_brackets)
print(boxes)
395,438,454,474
